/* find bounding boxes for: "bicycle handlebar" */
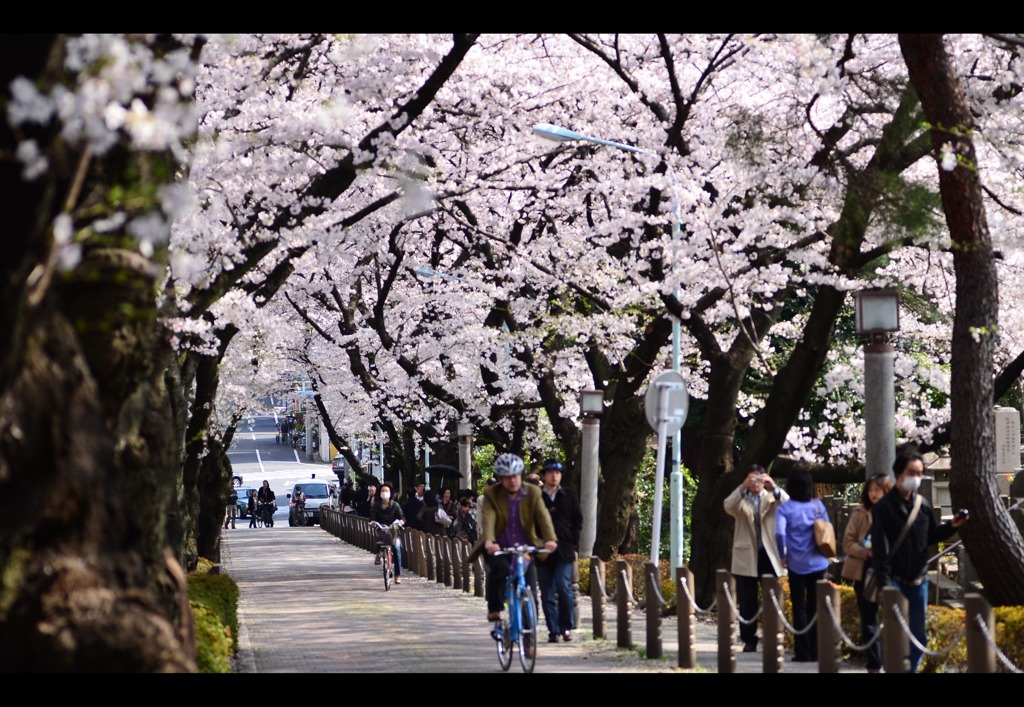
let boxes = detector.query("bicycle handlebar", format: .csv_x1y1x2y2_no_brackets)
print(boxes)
494,545,552,556
369,520,403,529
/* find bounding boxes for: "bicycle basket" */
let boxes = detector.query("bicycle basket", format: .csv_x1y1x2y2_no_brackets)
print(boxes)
375,526,395,544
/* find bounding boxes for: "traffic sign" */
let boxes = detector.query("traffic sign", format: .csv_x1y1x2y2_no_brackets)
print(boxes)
644,370,689,435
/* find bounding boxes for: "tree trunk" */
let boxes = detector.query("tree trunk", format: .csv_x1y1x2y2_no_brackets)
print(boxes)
901,33,1024,605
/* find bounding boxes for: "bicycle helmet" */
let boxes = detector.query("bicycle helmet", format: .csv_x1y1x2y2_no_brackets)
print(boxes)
493,453,525,477
542,459,564,472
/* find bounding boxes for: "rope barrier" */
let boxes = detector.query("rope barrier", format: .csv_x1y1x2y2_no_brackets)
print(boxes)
823,594,884,651
677,576,715,615
721,582,762,625
890,604,967,657
649,576,667,608
619,568,636,606
767,586,817,636
593,567,607,600
973,613,1023,674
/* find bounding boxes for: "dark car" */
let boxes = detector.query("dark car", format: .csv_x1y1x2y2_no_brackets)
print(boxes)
236,487,256,518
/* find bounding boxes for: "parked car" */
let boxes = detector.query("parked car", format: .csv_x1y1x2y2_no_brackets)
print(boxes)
287,476,335,526
235,487,256,519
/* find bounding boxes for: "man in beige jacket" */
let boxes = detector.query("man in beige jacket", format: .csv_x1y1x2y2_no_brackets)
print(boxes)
723,464,789,653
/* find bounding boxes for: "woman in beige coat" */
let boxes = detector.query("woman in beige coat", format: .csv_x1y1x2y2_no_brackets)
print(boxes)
840,472,892,673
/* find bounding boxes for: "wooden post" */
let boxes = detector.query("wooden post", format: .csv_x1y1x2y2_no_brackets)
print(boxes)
616,559,632,649
451,537,462,588
966,593,996,673
572,553,581,629
717,569,736,674
881,586,910,674
425,535,436,581
473,555,485,598
461,541,472,593
590,557,606,640
645,562,662,659
676,567,696,669
438,536,450,585
817,579,839,673
761,575,783,674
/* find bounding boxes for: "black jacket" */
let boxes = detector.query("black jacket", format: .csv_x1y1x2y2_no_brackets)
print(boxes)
540,485,583,564
369,499,405,526
871,487,957,587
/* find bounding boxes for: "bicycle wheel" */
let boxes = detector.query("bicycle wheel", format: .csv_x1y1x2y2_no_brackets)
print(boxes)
517,588,538,673
255,510,264,528
494,618,512,671
296,507,307,527
383,547,393,591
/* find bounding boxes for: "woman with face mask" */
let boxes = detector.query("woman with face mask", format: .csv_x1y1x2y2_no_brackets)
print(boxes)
869,450,968,672
369,481,406,583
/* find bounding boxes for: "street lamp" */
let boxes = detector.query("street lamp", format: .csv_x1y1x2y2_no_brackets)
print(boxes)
578,389,604,558
855,289,900,481
533,122,687,569
457,421,474,491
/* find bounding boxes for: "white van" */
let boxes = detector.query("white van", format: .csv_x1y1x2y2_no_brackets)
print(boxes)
287,473,336,526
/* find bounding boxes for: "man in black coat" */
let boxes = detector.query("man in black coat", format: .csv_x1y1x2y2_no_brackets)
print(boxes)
402,483,426,530
536,459,583,643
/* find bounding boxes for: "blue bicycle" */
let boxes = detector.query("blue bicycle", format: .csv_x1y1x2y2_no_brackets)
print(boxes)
490,545,545,673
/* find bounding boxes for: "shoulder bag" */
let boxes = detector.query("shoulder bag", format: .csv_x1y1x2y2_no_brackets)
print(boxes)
863,493,922,603
813,499,837,558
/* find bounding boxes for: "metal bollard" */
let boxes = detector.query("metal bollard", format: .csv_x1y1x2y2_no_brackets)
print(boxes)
817,579,839,673
676,567,696,669
645,562,662,659
761,575,783,674
717,569,737,674
966,593,996,673
591,557,606,640
616,559,632,649
881,586,910,674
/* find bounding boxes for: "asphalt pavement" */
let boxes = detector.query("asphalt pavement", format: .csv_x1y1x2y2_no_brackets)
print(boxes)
219,521,871,675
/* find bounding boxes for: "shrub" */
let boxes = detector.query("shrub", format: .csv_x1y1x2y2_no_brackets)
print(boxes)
187,562,239,673
921,603,1024,673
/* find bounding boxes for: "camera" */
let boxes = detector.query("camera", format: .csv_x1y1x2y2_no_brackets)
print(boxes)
955,508,969,520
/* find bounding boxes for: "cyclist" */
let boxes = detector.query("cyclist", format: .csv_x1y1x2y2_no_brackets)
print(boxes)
369,481,406,584
468,453,557,625
256,479,276,525
291,484,307,524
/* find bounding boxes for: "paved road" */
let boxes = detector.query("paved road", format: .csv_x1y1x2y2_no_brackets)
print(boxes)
220,523,870,674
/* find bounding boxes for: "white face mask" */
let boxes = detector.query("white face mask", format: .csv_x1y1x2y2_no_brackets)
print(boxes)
380,492,390,501
900,475,922,493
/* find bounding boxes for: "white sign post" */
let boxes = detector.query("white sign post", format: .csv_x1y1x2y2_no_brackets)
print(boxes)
644,371,689,566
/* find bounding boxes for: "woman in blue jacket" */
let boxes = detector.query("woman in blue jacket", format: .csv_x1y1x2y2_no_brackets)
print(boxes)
775,468,831,663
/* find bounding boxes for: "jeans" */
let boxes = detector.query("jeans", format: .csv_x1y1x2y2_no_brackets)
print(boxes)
892,578,929,673
854,578,882,671
537,558,574,635
788,569,825,661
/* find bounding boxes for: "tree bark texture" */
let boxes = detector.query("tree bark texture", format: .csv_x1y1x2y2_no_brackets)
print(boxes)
900,33,1024,604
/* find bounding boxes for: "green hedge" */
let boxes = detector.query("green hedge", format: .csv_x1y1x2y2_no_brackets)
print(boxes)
187,559,239,673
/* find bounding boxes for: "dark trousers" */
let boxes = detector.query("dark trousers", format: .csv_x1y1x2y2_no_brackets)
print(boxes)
735,547,776,647
854,578,882,671
789,568,825,661
537,558,575,635
484,554,538,613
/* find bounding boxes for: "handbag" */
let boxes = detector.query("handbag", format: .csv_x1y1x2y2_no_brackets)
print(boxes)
813,500,837,558
863,493,922,603
435,506,453,528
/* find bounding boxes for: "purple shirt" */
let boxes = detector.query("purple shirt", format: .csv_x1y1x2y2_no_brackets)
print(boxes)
496,486,529,550
775,499,831,575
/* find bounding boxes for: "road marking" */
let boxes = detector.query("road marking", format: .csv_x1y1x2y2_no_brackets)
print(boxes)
252,434,265,474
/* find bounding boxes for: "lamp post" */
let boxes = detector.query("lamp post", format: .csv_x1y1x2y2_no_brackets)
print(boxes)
457,421,474,491
533,123,686,569
855,289,900,481
578,389,604,558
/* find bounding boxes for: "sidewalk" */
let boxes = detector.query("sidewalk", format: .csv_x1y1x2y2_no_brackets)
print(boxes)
220,525,867,674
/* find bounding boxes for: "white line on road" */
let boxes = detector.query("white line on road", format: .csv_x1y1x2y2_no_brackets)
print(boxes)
252,434,265,474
